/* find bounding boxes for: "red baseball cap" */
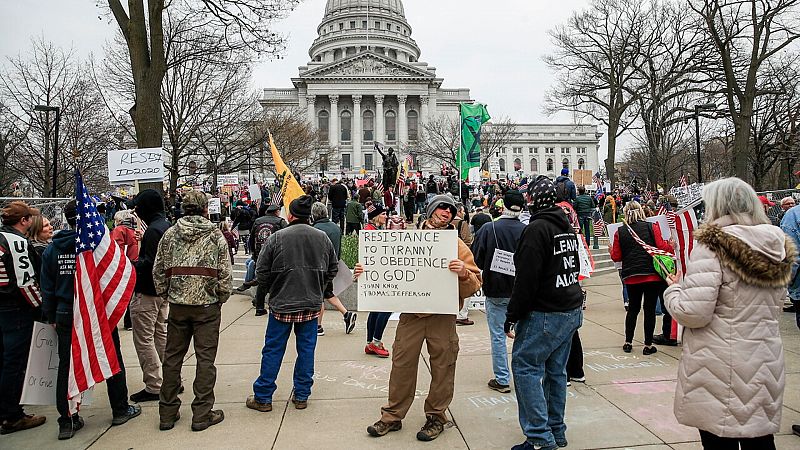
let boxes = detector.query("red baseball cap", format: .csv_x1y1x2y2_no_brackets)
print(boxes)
758,195,775,207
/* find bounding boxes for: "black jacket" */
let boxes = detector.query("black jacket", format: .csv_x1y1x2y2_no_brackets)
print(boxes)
618,221,659,280
328,183,349,208
249,214,288,258
40,229,77,322
0,225,41,310
134,213,170,295
507,207,583,324
471,216,526,298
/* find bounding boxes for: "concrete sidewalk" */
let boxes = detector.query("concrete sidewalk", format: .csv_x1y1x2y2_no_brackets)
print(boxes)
4,273,800,449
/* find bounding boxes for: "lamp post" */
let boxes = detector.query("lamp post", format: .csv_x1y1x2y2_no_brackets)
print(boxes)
693,103,716,183
34,104,60,197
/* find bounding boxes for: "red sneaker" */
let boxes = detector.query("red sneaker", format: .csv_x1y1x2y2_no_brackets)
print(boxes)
368,342,390,358
365,344,376,355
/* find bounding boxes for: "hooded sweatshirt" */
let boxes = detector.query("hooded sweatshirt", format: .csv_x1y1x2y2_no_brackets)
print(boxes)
153,215,232,306
132,189,171,295
40,229,77,322
507,206,583,323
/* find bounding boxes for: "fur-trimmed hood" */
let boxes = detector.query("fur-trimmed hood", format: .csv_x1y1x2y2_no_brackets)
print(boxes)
695,220,796,288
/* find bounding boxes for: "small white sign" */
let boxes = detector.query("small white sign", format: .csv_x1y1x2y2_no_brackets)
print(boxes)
358,230,459,314
248,184,262,201
208,198,221,215
217,174,239,186
107,148,164,184
21,322,59,405
646,215,672,240
489,249,516,275
332,260,354,296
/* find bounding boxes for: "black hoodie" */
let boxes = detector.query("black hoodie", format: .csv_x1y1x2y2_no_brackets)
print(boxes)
507,206,583,324
132,189,171,295
40,229,77,322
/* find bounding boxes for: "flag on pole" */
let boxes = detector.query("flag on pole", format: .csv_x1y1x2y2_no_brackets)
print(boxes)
404,154,414,170
674,205,699,276
459,103,491,181
70,170,136,399
268,131,305,210
593,213,606,237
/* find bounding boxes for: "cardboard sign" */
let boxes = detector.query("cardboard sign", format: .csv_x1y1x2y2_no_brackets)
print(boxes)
107,148,164,183
646,215,672,240
669,183,704,207
208,198,221,215
490,249,516,275
21,322,59,405
248,184,262,201
217,174,239,186
358,230,458,314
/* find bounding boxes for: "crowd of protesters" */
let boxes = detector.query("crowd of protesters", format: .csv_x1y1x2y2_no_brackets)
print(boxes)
1,166,799,450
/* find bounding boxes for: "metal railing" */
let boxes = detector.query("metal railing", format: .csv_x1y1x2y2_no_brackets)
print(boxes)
0,197,72,230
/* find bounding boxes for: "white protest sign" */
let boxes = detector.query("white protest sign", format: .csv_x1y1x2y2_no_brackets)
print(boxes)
646,215,672,240
208,198,221,215
332,260,353,296
669,183,704,207
490,249,516,276
217,174,239,186
606,222,623,245
358,230,458,314
248,184,262,201
21,322,58,405
107,148,164,184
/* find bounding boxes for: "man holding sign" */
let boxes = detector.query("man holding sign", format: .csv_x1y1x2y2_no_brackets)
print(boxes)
364,194,481,442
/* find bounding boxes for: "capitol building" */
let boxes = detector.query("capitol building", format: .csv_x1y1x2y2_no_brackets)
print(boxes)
260,0,601,180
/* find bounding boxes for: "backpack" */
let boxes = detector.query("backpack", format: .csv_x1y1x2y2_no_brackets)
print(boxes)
555,180,569,202
253,221,279,257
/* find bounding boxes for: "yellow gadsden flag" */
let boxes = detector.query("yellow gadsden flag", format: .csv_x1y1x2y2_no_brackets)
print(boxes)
268,131,305,210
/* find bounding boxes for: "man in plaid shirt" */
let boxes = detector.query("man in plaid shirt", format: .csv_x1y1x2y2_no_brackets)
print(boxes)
246,195,338,413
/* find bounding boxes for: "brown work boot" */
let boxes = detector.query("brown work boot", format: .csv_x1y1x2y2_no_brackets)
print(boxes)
416,414,445,441
0,414,47,435
191,410,224,432
291,396,308,410
246,395,272,412
367,419,402,437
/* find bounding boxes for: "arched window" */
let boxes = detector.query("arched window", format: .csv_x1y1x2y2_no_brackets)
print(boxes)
578,158,585,170
388,49,397,59
546,158,554,172
513,158,522,172
530,158,538,173
346,47,356,57
319,154,328,172
499,158,506,172
562,158,569,169
407,110,418,141
317,110,329,142
363,110,374,142
341,110,352,142
333,49,342,60
385,110,396,141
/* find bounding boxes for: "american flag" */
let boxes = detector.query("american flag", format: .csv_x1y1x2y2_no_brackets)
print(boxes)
593,172,604,201
374,170,384,192
404,154,414,170
680,174,688,188
69,170,136,399
592,212,606,237
674,206,698,276
657,202,677,229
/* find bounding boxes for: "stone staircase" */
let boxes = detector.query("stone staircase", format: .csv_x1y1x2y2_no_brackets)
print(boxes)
586,237,616,277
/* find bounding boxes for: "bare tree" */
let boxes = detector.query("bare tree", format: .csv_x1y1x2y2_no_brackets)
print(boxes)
0,101,28,195
259,107,334,177
415,114,461,170
480,117,518,171
103,0,299,152
690,0,800,179
544,0,645,186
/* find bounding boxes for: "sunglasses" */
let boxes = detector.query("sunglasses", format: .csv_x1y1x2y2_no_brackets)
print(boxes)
436,204,453,211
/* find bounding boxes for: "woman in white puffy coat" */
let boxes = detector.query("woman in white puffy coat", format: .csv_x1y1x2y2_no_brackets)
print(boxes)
663,178,796,450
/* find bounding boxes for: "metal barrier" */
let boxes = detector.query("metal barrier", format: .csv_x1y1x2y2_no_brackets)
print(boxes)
0,198,73,230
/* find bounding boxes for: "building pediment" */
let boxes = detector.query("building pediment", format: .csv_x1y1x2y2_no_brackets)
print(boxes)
301,52,434,81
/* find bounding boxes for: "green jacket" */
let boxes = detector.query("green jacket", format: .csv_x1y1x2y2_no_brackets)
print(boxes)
574,194,596,217
153,215,232,305
345,200,364,224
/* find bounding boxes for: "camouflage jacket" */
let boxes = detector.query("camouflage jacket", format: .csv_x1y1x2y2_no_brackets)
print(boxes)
153,215,232,305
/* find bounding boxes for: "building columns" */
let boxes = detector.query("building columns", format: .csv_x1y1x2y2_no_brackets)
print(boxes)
306,95,316,127
329,95,339,148
398,94,407,147
352,95,362,169
375,95,385,145
420,95,429,128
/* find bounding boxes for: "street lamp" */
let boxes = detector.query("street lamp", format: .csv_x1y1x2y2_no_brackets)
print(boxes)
694,103,716,183
34,104,61,197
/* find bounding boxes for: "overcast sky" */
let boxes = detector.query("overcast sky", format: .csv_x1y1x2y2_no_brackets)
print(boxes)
0,0,617,159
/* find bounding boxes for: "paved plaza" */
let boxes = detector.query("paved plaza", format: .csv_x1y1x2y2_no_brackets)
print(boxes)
4,270,800,449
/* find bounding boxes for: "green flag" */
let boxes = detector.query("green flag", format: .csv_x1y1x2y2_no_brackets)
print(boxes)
459,103,491,181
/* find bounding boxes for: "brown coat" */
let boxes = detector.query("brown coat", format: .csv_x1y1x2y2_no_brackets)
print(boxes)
664,217,796,438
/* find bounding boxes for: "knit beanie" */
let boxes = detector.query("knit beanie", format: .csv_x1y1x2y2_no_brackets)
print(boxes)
425,194,457,220
527,176,557,213
289,195,314,219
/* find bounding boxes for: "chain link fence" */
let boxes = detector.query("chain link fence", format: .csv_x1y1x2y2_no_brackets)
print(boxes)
0,197,73,230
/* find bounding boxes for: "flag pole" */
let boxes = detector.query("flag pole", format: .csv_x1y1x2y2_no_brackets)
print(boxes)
458,104,462,199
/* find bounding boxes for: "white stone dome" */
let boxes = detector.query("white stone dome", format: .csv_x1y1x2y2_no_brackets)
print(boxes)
324,0,406,18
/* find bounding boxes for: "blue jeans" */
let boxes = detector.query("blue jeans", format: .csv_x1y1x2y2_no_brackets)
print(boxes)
512,308,582,447
578,215,592,243
486,297,511,385
244,257,256,283
253,315,318,403
0,308,34,422
366,312,392,343
415,201,426,214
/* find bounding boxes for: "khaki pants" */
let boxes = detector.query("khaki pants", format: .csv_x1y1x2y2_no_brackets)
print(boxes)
159,303,221,424
381,314,459,423
131,293,169,393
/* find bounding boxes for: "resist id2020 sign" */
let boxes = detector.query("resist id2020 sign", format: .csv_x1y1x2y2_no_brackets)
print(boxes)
358,230,459,314
107,148,165,184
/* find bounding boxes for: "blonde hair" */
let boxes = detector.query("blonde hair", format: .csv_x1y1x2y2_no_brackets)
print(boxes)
703,177,769,225
26,214,49,242
114,210,133,224
623,201,646,224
